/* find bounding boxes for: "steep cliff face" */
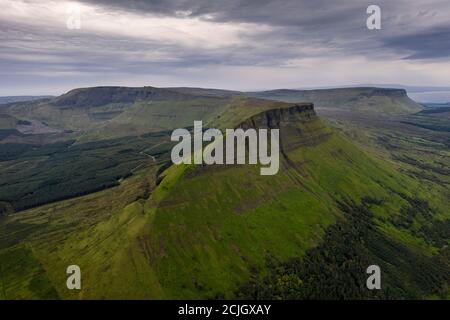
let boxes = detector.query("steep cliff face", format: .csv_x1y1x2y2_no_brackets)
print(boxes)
237,103,316,130
233,103,330,161
156,103,325,182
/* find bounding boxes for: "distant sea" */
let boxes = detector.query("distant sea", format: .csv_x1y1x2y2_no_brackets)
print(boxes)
407,91,450,103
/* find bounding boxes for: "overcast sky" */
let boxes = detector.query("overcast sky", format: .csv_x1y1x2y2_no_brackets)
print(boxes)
1,0,450,95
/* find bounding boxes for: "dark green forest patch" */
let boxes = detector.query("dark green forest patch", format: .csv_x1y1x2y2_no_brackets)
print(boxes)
236,199,450,299
391,196,450,248
0,133,172,212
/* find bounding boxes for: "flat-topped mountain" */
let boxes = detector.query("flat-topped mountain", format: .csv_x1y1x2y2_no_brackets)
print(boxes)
247,87,422,114
0,96,53,105
0,86,424,145
50,86,201,108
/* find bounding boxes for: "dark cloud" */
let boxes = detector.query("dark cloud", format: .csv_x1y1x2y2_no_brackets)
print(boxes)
80,0,364,27
1,0,450,94
383,25,450,59
79,0,450,60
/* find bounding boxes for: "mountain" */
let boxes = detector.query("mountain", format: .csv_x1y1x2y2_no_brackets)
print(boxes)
278,84,450,104
0,86,422,146
51,86,191,108
247,87,422,114
0,88,448,299
421,102,450,109
0,85,448,299
0,86,254,142
0,96,53,105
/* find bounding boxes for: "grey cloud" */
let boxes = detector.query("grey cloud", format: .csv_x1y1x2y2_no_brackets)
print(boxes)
383,25,450,59
79,0,450,60
1,0,450,95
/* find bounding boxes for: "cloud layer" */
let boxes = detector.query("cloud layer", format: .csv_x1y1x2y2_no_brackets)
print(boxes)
1,0,450,95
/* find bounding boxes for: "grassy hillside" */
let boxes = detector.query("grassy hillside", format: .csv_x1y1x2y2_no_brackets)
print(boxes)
0,167,157,299
0,102,447,299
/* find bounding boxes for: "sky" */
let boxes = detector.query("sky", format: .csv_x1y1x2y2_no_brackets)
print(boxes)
1,0,450,96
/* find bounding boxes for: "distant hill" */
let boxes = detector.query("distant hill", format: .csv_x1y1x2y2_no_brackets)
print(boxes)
289,84,450,103
48,86,425,115
0,86,424,143
0,96,53,105
417,106,450,114
0,86,292,142
51,86,192,108
167,87,242,98
247,87,422,114
421,102,450,109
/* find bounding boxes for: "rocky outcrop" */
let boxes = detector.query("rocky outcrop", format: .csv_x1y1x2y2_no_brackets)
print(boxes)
237,103,316,130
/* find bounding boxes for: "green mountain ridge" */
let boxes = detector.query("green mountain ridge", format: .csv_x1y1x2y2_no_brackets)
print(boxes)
51,86,198,108
247,87,422,115
0,86,421,144
0,96,53,105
